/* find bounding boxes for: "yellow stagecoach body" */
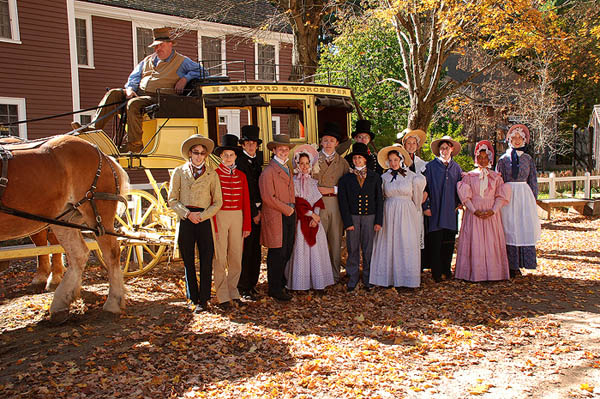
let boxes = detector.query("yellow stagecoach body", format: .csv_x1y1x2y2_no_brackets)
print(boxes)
78,81,355,170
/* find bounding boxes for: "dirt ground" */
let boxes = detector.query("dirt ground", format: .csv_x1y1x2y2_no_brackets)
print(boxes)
0,211,599,398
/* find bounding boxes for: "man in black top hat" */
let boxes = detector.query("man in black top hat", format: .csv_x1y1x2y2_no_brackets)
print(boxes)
236,125,264,300
352,119,383,175
338,142,384,292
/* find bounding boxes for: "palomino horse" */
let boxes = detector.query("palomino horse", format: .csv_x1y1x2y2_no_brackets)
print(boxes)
30,228,66,288
0,135,129,322
0,137,66,288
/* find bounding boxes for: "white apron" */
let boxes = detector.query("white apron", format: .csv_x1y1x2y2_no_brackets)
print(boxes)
501,182,541,246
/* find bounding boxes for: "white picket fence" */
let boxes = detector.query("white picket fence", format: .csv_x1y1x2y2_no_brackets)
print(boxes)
538,172,600,199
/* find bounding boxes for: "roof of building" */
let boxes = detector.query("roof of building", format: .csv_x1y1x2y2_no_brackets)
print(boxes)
82,0,288,31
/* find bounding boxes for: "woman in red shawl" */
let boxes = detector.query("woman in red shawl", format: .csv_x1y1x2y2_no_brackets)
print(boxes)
285,144,335,292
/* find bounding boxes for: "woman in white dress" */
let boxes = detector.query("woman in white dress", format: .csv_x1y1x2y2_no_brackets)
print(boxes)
370,144,426,290
397,129,428,251
285,144,335,291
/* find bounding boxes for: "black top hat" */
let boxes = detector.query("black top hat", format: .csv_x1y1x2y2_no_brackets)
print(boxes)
319,121,342,142
214,134,242,157
239,125,262,144
352,119,374,140
345,142,374,168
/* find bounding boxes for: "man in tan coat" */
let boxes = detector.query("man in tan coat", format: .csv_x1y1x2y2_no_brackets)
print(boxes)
72,27,207,153
313,122,350,282
259,135,296,301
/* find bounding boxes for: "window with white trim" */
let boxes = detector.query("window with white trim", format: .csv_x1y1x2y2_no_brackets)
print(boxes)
272,116,280,135
0,0,20,42
75,17,94,67
136,27,154,64
257,43,276,81
0,97,26,138
201,36,222,75
79,110,95,126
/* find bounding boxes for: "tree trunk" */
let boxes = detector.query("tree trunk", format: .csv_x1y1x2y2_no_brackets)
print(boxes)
407,99,436,132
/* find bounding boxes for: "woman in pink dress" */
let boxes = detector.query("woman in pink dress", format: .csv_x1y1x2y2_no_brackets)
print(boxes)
455,141,511,282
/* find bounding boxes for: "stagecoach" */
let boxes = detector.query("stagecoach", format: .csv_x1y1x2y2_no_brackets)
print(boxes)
68,77,358,277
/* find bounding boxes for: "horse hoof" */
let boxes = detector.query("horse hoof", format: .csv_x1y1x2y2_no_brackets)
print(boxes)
50,309,70,324
102,301,123,314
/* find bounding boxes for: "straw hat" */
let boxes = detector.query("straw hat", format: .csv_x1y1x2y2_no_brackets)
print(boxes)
431,135,461,157
266,134,296,151
377,144,412,170
396,129,427,149
506,124,530,144
181,134,214,158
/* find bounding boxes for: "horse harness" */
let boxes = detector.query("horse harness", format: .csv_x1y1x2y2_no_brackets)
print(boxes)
0,138,127,237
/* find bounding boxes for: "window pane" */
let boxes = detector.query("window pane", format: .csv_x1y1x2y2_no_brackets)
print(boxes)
136,27,154,63
0,104,19,136
75,18,88,65
258,44,275,81
0,0,11,39
80,114,92,125
201,36,221,75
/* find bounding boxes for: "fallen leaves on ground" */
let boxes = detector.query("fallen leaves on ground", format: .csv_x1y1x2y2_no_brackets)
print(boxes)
0,211,599,398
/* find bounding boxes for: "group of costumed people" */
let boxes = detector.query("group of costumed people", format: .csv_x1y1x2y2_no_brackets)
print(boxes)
168,119,541,312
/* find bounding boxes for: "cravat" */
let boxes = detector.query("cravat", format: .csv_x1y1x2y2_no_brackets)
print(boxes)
192,166,204,179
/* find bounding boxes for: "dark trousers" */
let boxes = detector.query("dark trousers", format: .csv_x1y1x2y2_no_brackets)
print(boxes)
238,220,261,292
426,229,457,280
345,214,375,288
178,214,214,304
266,213,295,296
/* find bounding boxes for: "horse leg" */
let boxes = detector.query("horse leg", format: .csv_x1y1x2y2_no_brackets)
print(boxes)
96,234,126,313
49,226,89,323
47,230,66,287
30,230,51,287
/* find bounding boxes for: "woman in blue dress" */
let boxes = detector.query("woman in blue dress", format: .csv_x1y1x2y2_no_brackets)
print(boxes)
495,124,541,277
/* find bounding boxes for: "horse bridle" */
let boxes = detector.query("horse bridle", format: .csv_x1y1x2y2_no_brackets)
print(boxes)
0,140,127,237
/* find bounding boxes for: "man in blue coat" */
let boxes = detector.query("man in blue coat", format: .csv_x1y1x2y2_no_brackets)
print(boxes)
423,136,463,282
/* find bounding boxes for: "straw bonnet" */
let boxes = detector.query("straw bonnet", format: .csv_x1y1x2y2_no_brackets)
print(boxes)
149,27,177,47
377,144,412,169
431,135,461,157
506,124,530,144
266,134,296,151
396,129,427,149
181,134,214,158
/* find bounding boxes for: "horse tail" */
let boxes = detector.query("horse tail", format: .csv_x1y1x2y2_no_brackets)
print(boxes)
107,156,130,216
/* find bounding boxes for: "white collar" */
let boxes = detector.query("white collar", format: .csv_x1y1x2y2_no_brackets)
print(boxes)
274,155,288,165
243,150,256,159
355,165,366,171
321,150,336,158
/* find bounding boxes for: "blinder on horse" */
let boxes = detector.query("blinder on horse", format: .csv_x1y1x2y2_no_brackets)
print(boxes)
0,138,127,237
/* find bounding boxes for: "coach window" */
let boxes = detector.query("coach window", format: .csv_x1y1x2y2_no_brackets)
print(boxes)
270,99,306,142
0,0,20,43
75,16,94,68
0,97,26,138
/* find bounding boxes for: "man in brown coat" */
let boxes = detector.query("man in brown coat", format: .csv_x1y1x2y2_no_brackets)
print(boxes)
259,135,296,301
313,122,350,282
